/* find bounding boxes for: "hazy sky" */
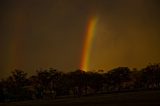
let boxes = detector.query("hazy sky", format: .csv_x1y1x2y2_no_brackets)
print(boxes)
0,0,160,78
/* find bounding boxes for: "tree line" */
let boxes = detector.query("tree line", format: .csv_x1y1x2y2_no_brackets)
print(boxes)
0,63,160,102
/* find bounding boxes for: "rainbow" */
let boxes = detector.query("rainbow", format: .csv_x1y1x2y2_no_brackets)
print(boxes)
6,13,26,71
80,16,98,71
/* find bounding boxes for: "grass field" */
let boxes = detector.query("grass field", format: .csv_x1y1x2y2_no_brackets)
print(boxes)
1,90,160,106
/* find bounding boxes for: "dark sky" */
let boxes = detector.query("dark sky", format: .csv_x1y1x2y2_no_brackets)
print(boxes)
0,0,160,78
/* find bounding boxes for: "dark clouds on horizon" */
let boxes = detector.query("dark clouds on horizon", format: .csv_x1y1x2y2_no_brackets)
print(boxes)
0,0,160,78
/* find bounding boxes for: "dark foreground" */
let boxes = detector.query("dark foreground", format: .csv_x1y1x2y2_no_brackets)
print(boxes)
1,90,160,106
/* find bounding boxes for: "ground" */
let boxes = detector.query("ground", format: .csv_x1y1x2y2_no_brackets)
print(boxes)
1,90,160,106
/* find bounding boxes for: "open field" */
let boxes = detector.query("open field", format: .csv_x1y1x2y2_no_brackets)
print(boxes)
1,90,160,106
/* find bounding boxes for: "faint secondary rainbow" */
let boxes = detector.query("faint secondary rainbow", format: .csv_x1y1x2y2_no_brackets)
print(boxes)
5,12,26,72
80,16,98,71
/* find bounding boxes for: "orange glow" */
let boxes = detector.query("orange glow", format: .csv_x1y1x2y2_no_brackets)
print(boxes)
80,16,98,71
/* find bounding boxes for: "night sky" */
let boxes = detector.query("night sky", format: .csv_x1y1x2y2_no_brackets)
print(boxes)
0,0,160,78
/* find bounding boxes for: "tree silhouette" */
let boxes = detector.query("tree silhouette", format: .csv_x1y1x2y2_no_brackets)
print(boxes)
104,67,131,91
140,64,160,89
2,69,30,101
85,72,104,94
0,64,160,102
68,70,85,97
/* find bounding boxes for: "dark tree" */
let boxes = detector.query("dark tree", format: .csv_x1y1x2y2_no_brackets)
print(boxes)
104,67,131,91
68,70,85,97
85,72,104,94
3,69,29,101
140,64,160,89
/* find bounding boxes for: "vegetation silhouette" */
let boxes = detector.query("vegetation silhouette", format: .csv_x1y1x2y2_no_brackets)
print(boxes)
0,63,160,102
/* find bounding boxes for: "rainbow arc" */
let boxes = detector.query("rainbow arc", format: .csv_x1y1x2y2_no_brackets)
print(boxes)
80,16,98,71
